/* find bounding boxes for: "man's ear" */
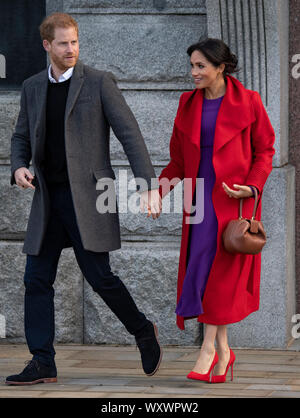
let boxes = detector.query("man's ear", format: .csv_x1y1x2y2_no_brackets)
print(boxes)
42,39,51,53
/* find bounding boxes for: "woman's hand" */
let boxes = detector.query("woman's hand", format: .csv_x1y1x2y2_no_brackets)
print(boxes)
140,189,162,219
222,182,253,199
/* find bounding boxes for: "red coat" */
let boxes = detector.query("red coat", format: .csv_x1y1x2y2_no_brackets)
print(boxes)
159,75,275,329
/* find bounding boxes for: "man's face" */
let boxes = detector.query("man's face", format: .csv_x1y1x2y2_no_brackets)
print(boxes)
43,26,79,71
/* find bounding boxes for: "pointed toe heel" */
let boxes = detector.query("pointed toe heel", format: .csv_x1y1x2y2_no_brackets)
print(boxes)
210,349,235,384
187,351,219,382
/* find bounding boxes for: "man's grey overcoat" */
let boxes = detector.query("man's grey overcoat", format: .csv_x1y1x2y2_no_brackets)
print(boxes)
10,60,158,255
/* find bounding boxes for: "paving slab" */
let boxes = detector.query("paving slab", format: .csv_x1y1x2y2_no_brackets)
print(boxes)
0,344,299,398
268,391,300,398
40,391,108,398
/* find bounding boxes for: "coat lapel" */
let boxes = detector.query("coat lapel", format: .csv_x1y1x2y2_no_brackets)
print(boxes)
64,60,84,123
176,75,256,155
32,61,84,164
213,75,256,153
33,69,48,164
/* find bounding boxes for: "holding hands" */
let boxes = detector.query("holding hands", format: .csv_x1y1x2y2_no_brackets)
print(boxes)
140,182,255,220
140,189,162,219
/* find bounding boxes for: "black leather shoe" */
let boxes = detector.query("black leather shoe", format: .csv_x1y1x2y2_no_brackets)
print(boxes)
5,359,57,385
135,322,162,376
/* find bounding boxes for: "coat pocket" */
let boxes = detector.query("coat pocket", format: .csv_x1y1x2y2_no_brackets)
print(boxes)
76,96,93,105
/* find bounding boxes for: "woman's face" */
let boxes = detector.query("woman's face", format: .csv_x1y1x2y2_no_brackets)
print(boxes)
190,50,224,89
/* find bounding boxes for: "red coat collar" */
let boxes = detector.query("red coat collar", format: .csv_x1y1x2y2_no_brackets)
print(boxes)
175,75,256,153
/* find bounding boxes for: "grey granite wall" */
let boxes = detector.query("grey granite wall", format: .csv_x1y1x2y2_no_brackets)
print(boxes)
289,0,300,317
0,0,295,349
0,0,205,347
206,0,295,348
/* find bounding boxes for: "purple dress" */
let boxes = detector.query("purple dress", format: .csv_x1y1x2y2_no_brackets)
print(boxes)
175,96,224,318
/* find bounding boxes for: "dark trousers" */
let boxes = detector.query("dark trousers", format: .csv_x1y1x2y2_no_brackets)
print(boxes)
23,181,148,367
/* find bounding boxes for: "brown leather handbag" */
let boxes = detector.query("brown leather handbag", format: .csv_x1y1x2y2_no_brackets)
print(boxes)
222,188,266,255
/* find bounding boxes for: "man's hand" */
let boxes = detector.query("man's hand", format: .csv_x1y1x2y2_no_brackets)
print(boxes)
140,189,162,219
14,167,35,190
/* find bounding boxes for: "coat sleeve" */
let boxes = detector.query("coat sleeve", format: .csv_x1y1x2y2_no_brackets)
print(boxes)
100,71,158,192
158,95,185,199
247,185,259,199
10,82,32,186
245,91,275,194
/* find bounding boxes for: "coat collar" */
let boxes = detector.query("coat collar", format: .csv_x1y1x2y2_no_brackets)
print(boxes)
175,75,256,153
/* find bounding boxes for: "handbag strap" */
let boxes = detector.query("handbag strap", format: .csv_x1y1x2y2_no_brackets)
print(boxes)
239,187,259,220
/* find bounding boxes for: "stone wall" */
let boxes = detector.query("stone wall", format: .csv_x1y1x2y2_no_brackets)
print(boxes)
0,0,295,349
289,0,300,315
206,0,295,349
0,0,206,347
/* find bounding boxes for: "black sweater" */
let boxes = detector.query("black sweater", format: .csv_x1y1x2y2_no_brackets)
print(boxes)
43,78,71,184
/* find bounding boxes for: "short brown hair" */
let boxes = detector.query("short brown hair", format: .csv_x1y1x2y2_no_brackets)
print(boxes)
39,12,78,42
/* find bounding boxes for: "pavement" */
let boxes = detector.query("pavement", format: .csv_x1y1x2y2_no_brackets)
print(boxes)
0,343,300,398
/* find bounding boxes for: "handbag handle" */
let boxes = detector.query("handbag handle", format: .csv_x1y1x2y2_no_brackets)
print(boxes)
239,187,259,220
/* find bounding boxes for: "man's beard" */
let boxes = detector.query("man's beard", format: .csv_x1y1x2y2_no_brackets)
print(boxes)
51,53,78,71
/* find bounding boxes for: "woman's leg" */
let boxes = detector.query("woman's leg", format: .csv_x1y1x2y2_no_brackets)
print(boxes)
192,324,217,373
214,325,231,375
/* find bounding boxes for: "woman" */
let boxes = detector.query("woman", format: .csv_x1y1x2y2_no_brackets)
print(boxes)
158,38,275,383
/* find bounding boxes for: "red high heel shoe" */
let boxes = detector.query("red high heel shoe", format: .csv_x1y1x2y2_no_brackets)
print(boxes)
187,351,219,382
210,349,235,383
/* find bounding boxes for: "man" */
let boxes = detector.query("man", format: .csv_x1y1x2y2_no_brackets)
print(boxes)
6,12,162,385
